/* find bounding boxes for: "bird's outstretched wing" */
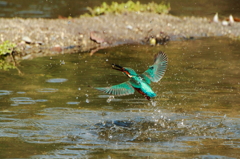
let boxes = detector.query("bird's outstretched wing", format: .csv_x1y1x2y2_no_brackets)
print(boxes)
140,51,168,84
95,81,135,96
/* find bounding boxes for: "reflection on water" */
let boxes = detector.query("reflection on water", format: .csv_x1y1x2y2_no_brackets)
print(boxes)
0,37,239,158
37,88,58,93
46,78,68,83
10,97,36,106
66,101,80,105
0,90,12,95
0,0,240,18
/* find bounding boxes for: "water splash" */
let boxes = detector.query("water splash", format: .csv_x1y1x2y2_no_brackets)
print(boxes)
150,100,157,106
107,95,115,103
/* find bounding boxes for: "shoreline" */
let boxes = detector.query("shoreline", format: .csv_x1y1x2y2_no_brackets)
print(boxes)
0,12,239,60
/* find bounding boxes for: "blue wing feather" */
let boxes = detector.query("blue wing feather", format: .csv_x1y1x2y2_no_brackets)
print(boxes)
95,81,135,96
140,51,168,84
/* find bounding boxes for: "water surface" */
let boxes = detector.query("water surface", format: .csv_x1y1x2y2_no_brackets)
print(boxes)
0,0,239,18
0,37,239,158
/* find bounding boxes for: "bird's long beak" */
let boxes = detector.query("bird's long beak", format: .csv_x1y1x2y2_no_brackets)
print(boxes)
112,64,123,71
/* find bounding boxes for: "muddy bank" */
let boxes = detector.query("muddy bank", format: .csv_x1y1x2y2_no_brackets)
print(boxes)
0,12,240,59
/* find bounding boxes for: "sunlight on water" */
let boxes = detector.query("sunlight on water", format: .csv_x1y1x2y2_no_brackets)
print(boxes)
0,37,239,158
46,78,68,83
10,97,36,106
37,88,59,93
0,90,12,96
66,101,80,105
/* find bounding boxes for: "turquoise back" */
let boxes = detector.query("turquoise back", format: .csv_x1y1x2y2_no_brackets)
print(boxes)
130,76,156,97
123,67,138,76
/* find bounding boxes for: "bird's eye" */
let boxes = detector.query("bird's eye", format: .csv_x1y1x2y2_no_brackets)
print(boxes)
149,66,154,70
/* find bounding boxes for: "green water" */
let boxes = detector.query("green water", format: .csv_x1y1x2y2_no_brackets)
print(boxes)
0,37,240,158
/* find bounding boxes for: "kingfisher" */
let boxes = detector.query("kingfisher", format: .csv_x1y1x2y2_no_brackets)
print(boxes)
95,51,168,100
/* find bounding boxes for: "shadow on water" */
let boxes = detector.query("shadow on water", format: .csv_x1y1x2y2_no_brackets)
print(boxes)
0,37,239,158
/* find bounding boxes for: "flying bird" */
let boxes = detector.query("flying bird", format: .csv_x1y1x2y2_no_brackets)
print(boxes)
95,51,168,100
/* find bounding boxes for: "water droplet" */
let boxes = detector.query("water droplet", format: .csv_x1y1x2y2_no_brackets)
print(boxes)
60,60,65,65
78,87,81,90
107,95,114,103
86,99,89,103
151,100,157,106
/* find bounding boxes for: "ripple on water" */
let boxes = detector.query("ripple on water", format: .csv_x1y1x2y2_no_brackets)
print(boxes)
10,97,36,106
98,95,112,98
66,102,80,105
37,88,58,93
35,99,48,102
98,95,123,102
0,90,12,96
16,91,26,94
46,78,68,83
7,106,238,159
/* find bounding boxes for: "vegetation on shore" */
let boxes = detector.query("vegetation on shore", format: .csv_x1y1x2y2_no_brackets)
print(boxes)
84,0,170,16
0,41,17,70
0,40,16,56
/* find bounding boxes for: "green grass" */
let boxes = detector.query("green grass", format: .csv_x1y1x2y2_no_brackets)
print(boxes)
0,58,16,70
0,41,17,70
0,40,16,56
84,1,170,16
